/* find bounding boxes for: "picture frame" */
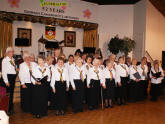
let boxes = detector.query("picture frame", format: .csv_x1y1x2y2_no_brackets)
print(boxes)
64,31,76,47
17,28,32,46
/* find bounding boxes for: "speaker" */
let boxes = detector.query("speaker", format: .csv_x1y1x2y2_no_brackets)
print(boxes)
45,41,59,49
83,47,96,54
162,51,165,69
15,38,30,46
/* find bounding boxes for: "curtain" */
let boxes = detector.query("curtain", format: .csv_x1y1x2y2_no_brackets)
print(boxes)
0,20,13,57
83,28,98,48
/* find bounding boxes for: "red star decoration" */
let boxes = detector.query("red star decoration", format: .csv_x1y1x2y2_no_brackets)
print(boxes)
83,9,91,19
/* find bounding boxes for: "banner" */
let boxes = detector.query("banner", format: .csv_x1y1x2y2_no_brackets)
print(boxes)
45,26,56,40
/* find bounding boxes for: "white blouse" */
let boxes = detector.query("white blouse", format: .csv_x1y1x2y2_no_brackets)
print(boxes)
70,65,86,89
50,66,69,89
103,67,116,80
115,64,129,83
150,67,164,84
2,56,16,83
83,63,93,76
31,65,50,85
19,62,33,85
87,66,104,86
129,65,139,81
137,64,148,80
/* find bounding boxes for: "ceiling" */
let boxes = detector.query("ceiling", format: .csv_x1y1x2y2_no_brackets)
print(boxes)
149,0,165,17
82,0,140,5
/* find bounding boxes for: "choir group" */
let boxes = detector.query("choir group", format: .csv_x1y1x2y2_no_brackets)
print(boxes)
0,47,164,118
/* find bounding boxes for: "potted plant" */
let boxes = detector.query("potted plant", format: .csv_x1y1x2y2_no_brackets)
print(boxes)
120,37,136,57
108,35,123,55
108,35,135,57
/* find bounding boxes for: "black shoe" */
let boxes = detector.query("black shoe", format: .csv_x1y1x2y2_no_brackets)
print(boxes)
79,109,83,112
117,99,122,106
109,103,114,108
36,114,41,119
105,105,109,108
88,106,93,110
56,111,59,116
122,99,126,105
61,110,65,115
150,97,157,102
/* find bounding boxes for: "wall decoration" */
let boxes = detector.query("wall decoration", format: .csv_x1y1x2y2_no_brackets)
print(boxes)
8,0,21,8
17,28,32,46
64,31,76,47
83,9,91,19
45,26,56,40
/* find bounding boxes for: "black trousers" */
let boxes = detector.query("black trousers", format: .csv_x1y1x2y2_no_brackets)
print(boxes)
6,74,17,112
116,77,128,100
83,79,88,103
129,80,139,101
144,80,149,97
103,79,115,100
21,83,33,113
31,81,48,116
88,79,100,109
150,83,162,100
55,81,67,111
138,80,147,100
47,81,52,102
72,80,84,112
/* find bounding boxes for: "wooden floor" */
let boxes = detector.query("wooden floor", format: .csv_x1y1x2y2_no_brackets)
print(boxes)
10,96,165,124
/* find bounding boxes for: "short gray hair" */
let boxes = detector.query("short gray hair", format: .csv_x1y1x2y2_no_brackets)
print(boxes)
6,47,14,53
23,52,30,59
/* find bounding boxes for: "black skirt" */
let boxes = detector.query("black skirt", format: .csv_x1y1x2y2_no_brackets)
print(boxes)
21,83,33,112
72,79,84,112
88,79,100,109
150,83,162,98
54,81,67,111
103,78,115,100
116,77,128,99
31,78,48,116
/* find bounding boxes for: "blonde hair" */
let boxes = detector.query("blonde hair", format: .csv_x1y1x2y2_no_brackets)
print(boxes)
153,60,159,66
46,56,54,62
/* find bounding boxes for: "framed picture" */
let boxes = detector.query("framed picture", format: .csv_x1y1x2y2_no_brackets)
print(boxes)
64,31,76,47
17,28,32,46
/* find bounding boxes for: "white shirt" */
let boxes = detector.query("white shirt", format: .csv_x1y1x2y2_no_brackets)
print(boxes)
45,63,54,72
99,65,105,70
87,66,104,86
150,67,164,84
2,56,16,83
129,65,139,81
31,65,51,85
64,62,75,81
50,66,69,89
103,67,116,79
0,111,9,124
19,62,33,85
83,63,93,76
137,64,148,80
70,65,86,89
113,62,117,70
115,64,129,83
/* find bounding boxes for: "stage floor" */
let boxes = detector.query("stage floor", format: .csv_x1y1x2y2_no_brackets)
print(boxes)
10,97,165,124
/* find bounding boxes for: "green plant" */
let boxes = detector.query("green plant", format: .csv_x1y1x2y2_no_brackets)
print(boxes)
108,35,122,55
108,35,135,56
120,37,136,57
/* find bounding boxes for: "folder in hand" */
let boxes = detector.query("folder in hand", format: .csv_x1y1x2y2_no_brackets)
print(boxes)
133,72,141,79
